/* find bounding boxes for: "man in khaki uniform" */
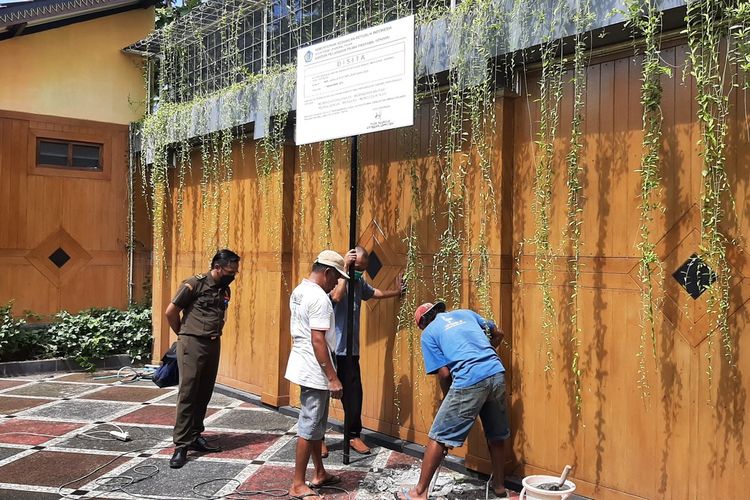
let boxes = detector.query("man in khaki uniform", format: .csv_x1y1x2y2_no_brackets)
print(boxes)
164,249,240,469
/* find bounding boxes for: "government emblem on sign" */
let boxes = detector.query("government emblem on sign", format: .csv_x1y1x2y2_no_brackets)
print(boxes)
304,50,313,63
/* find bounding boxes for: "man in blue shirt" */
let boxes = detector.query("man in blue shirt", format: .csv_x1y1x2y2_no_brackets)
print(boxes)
400,301,510,500
327,246,403,456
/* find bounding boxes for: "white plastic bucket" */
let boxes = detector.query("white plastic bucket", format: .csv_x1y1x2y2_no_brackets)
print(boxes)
519,475,576,500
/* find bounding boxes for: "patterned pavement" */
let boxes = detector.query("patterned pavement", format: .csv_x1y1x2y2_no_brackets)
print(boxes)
0,371,514,499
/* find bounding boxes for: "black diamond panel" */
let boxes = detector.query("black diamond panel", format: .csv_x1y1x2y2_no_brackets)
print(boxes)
367,251,382,279
672,253,717,300
48,247,70,268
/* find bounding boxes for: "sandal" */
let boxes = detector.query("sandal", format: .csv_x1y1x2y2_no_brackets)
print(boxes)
309,474,341,488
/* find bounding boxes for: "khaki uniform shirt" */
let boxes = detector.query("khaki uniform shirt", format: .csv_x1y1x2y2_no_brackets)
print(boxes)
171,272,231,338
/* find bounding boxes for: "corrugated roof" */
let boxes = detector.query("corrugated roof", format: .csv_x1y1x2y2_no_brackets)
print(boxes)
0,0,157,38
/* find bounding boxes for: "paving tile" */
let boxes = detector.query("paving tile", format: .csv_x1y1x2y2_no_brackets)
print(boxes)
208,408,296,433
56,424,172,452
53,371,119,383
159,431,281,460
0,396,50,415
0,450,130,488
0,419,82,445
0,370,504,500
21,400,134,421
4,382,99,399
0,447,23,462
270,437,379,468
159,391,238,408
115,405,217,426
0,488,62,500
96,457,246,499
125,378,162,387
0,380,31,391
81,386,166,403
241,464,366,499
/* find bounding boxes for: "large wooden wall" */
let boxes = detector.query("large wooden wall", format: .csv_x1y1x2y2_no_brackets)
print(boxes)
151,140,296,405
0,110,146,315
512,42,750,499
152,39,750,499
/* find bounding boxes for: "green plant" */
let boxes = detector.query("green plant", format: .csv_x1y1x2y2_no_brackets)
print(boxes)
156,0,202,29
626,0,671,398
532,7,566,373
46,306,153,371
565,0,593,415
0,303,152,369
729,3,750,86
319,140,336,248
686,0,737,389
0,302,47,362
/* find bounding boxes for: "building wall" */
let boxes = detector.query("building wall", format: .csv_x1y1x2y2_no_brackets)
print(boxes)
0,9,154,315
0,110,142,315
0,8,154,125
151,39,750,500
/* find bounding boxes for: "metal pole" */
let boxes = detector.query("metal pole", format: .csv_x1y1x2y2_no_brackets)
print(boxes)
261,6,268,74
127,123,136,306
343,134,358,465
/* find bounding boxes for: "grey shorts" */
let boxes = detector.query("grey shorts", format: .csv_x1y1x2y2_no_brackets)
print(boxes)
429,372,510,448
297,386,330,441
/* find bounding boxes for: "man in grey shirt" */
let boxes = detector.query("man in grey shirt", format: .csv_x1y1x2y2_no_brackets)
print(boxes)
326,246,404,455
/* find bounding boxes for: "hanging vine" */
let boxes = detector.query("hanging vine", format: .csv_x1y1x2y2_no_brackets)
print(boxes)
729,3,750,86
532,4,565,373
626,0,670,398
686,0,736,389
565,0,593,415
318,140,335,249
464,0,498,320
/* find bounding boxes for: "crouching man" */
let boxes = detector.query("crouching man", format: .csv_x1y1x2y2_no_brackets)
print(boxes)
401,302,510,499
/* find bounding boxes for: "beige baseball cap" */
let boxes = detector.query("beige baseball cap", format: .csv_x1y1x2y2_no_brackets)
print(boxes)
315,250,350,279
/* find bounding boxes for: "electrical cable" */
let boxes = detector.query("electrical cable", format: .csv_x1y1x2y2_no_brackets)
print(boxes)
77,423,129,441
44,375,352,499
0,432,59,438
191,478,289,498
312,484,351,498
116,366,143,383
53,423,352,500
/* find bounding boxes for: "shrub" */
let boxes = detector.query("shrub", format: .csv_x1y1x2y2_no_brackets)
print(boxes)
0,302,152,370
46,306,153,371
0,302,47,362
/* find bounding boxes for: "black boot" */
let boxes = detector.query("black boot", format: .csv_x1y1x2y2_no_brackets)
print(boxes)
169,446,188,468
189,435,222,453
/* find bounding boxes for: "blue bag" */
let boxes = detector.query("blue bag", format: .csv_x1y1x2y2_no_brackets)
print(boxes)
152,342,179,388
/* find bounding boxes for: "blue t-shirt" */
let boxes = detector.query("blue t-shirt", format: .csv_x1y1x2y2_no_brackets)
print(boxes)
333,276,375,356
420,309,504,388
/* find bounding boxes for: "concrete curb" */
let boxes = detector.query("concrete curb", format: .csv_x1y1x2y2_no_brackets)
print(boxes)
0,354,132,377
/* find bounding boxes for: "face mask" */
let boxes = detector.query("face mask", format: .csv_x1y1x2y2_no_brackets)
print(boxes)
218,274,235,287
354,270,363,280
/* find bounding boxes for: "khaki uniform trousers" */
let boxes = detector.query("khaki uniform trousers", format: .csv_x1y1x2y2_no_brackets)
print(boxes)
173,334,221,446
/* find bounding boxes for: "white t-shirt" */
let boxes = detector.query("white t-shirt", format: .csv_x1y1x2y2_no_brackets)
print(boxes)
284,279,336,390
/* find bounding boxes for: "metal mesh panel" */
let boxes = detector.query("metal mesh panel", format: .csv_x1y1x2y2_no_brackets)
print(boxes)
130,0,455,104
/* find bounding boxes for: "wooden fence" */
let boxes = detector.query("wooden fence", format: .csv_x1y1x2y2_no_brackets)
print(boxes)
151,40,750,499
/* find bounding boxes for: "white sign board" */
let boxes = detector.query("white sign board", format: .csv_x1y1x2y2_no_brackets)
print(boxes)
295,15,414,145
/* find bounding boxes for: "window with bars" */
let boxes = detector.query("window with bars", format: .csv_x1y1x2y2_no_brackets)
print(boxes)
37,139,103,171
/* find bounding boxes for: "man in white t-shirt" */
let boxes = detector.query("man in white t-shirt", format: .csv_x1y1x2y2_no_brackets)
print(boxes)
285,250,348,499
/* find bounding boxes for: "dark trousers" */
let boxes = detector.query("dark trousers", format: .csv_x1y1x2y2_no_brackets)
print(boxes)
173,335,220,446
336,355,363,438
